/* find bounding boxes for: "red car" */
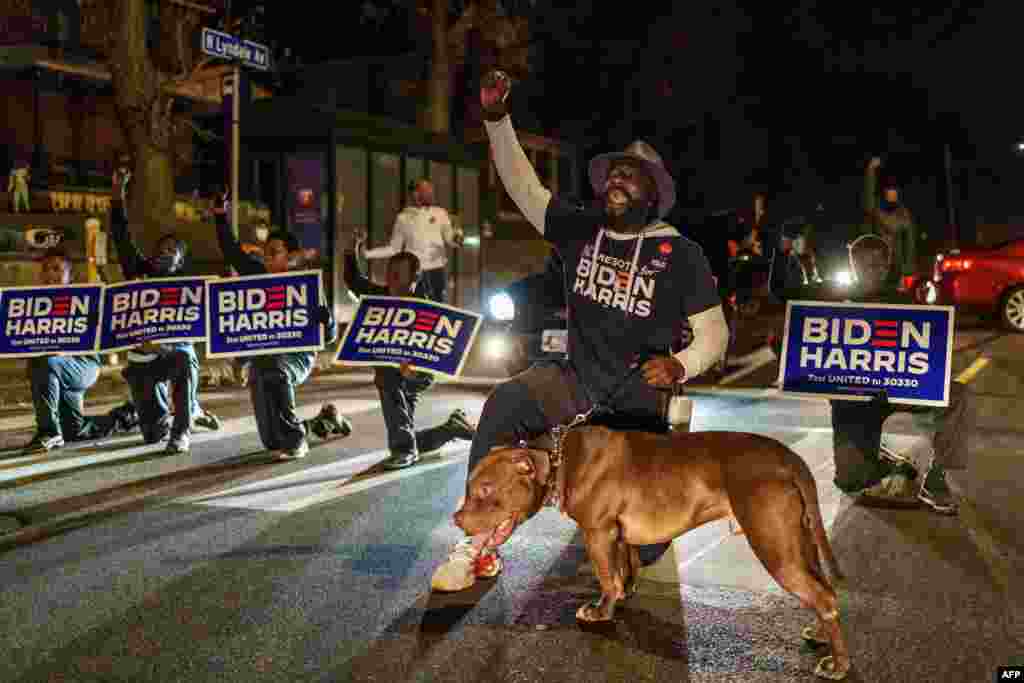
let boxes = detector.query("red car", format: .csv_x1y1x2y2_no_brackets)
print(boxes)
930,239,1024,332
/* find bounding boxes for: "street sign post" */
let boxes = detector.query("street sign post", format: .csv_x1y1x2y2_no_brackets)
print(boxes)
201,26,270,239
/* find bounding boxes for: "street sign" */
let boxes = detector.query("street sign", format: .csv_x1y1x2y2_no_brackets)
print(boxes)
201,27,269,70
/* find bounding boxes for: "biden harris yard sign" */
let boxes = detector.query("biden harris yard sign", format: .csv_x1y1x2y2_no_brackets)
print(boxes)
0,284,103,357
99,277,208,352
206,270,324,358
778,300,955,406
336,296,482,377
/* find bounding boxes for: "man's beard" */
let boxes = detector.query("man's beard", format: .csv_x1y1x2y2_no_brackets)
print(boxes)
602,189,653,232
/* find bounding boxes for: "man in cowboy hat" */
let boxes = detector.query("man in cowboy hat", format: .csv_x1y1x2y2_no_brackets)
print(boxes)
431,70,730,592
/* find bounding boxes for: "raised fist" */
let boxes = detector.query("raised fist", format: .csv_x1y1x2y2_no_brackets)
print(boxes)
480,70,512,121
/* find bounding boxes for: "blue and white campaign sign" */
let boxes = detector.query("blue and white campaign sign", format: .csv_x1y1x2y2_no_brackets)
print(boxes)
778,300,955,406
206,270,324,358
0,284,103,357
99,277,208,352
336,296,482,377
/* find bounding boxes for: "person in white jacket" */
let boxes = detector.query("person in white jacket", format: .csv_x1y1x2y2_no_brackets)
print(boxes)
431,69,730,592
360,179,463,302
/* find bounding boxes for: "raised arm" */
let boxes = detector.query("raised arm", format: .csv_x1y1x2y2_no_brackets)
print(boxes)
212,199,264,276
109,198,147,280
481,71,552,234
343,248,387,297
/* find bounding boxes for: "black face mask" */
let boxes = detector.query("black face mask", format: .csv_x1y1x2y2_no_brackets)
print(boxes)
150,251,183,275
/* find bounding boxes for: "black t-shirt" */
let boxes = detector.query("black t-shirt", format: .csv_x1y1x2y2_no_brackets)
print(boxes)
544,196,721,405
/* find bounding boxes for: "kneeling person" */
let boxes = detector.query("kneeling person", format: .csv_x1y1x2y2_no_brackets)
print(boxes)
343,247,475,469
214,197,350,458
772,235,967,514
23,248,138,454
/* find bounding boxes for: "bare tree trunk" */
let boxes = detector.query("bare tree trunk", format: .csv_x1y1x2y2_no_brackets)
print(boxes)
110,0,177,238
423,0,450,134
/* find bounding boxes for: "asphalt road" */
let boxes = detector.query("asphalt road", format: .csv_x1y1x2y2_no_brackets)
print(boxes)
0,321,1022,682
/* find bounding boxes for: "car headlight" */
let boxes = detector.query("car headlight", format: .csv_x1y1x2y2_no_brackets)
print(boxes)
488,292,515,321
484,334,508,359
833,270,854,287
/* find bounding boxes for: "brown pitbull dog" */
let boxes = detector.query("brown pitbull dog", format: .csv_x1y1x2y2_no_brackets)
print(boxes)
453,426,851,681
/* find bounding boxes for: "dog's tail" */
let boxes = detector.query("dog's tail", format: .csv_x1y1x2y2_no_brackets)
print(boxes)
791,454,845,584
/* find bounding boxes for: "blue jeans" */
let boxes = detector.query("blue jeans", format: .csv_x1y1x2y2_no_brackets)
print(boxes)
29,355,114,440
248,352,314,450
123,347,198,443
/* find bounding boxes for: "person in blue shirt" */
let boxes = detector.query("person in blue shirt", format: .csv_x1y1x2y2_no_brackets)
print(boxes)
212,194,351,459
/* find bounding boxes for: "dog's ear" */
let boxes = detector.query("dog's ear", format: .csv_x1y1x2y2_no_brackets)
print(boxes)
512,452,535,477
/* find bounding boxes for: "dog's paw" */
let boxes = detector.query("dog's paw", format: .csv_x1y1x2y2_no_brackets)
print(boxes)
575,599,613,623
801,625,829,647
814,655,851,680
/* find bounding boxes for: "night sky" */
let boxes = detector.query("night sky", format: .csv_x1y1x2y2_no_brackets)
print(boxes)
263,2,1022,240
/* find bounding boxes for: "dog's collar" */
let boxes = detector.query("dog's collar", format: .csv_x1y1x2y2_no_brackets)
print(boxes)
542,412,591,510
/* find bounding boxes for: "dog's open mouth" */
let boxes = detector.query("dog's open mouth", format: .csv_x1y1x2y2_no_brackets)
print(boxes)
485,516,517,548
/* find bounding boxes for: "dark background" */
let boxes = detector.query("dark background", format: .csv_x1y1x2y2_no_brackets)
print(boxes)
250,1,1022,254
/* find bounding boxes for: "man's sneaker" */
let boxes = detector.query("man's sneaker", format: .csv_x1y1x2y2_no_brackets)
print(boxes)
444,409,476,441
109,402,139,434
474,547,503,579
194,409,221,431
165,433,190,455
857,473,921,508
383,451,420,469
280,440,310,460
432,539,479,591
23,433,64,454
919,461,959,515
310,403,352,440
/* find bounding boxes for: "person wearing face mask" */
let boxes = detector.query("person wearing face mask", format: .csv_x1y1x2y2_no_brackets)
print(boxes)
343,246,476,469
359,178,464,303
22,248,139,454
857,156,920,291
213,195,351,460
111,172,212,455
770,235,968,515
431,70,729,592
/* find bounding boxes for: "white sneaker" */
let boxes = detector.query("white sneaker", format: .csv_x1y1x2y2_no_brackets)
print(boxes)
280,440,309,460
431,539,479,592
857,473,921,508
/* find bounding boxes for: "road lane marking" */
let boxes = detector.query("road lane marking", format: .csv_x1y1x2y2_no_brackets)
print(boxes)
954,356,989,383
0,400,383,486
178,443,470,512
719,346,777,385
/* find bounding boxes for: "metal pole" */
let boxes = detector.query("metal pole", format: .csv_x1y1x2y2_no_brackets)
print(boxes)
944,142,956,246
231,64,241,238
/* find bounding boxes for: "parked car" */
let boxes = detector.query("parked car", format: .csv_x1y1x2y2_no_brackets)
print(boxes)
481,252,569,377
930,239,1024,332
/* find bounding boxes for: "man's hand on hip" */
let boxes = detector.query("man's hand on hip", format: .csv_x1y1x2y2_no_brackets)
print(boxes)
641,356,687,387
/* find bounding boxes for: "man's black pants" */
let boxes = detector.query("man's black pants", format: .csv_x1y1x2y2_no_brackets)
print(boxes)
466,361,672,565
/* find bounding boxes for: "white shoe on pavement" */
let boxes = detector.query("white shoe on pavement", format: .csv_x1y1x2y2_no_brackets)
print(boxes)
432,539,479,592
280,440,310,460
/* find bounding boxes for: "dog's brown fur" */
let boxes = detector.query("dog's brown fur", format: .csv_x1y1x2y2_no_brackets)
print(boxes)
454,427,851,680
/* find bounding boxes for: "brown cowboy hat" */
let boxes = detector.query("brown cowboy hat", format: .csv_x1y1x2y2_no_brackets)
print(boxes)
589,140,676,220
